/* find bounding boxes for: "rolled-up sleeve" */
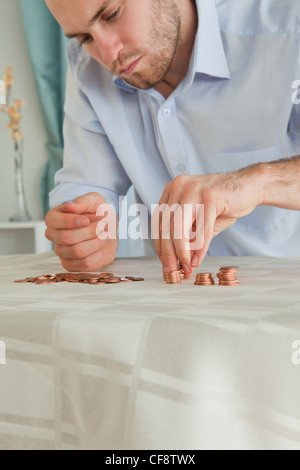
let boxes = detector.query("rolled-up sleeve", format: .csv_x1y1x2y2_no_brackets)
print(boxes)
49,67,131,217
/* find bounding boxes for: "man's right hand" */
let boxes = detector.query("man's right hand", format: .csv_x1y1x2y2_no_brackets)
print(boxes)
45,192,119,272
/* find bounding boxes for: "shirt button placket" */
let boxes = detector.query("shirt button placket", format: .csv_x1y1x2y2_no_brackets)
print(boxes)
163,108,171,118
158,102,187,178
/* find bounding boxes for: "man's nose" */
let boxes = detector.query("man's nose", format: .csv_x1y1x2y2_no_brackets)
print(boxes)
93,29,123,65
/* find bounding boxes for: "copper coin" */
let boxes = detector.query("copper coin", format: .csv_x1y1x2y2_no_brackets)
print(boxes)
219,280,240,286
105,278,121,283
217,274,237,281
125,276,144,281
165,270,182,284
219,266,239,273
99,273,114,279
14,280,28,283
194,272,215,286
77,273,101,280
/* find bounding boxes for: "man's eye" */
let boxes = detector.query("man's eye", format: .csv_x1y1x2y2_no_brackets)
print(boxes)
79,35,93,47
106,7,121,21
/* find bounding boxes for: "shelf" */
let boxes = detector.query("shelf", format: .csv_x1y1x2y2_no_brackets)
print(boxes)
0,221,45,229
0,220,52,254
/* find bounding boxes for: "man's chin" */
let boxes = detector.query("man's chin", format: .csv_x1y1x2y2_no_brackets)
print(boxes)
123,75,162,91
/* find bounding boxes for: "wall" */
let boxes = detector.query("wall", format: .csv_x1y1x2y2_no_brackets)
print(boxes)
0,0,48,242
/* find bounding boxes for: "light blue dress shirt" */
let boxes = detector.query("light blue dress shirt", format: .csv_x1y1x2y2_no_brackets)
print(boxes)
50,0,300,257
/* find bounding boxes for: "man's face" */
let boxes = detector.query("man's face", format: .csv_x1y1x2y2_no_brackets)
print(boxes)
45,0,181,89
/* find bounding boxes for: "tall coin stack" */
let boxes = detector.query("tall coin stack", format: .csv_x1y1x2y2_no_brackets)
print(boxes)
217,266,240,286
194,273,215,286
164,270,182,284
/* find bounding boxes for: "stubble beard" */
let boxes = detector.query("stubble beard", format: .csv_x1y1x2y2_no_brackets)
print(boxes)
116,0,181,90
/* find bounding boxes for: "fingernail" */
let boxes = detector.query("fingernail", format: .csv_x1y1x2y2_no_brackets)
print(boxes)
191,255,199,267
182,264,191,274
77,218,88,228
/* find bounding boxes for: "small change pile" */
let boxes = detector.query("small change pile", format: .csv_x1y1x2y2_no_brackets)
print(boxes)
14,273,144,285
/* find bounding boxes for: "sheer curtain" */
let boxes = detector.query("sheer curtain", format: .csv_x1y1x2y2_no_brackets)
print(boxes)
20,0,68,216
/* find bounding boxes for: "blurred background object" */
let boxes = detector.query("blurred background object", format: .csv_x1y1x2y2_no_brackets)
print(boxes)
0,0,154,257
0,0,49,223
0,0,50,253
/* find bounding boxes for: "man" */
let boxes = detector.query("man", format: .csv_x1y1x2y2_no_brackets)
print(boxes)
45,0,300,278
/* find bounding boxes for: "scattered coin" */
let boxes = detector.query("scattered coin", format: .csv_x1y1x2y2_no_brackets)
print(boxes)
14,272,145,286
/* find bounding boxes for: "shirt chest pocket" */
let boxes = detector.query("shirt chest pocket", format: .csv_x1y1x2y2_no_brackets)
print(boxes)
207,145,282,174
207,145,292,235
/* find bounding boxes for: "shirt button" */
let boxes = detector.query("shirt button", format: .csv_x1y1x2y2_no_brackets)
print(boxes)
163,108,171,117
177,164,186,174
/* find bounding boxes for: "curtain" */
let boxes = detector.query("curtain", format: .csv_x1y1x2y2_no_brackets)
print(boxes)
20,0,68,216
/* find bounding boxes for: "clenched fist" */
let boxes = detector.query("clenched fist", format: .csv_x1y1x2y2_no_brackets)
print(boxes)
45,192,119,272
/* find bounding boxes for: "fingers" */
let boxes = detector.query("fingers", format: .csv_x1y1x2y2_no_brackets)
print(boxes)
58,238,119,273
46,220,100,246
63,192,109,215
46,193,119,273
59,249,110,273
153,179,211,276
45,205,90,231
45,193,112,231
54,236,107,261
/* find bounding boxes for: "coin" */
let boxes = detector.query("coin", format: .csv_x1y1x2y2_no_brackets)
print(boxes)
217,266,240,286
219,280,240,286
164,270,182,284
194,273,215,286
219,266,239,273
15,271,145,286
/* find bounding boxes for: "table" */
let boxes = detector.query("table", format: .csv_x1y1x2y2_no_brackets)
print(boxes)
0,253,299,450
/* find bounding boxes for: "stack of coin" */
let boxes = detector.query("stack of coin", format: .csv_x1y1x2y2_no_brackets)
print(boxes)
15,272,144,285
217,266,240,286
164,270,182,284
177,263,185,281
194,273,215,286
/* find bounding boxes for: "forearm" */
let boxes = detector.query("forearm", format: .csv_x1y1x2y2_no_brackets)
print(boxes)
248,156,300,211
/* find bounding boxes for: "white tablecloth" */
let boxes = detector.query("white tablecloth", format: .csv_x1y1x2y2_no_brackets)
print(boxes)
0,253,299,450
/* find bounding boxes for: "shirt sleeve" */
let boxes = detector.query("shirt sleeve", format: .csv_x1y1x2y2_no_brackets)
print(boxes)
49,68,132,217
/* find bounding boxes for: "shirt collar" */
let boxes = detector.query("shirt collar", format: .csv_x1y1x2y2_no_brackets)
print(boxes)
114,0,230,92
193,0,230,79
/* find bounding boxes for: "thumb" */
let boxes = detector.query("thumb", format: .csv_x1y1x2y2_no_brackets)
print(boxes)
63,192,109,215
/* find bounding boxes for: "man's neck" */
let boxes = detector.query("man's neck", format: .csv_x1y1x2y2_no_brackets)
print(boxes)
155,0,198,99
